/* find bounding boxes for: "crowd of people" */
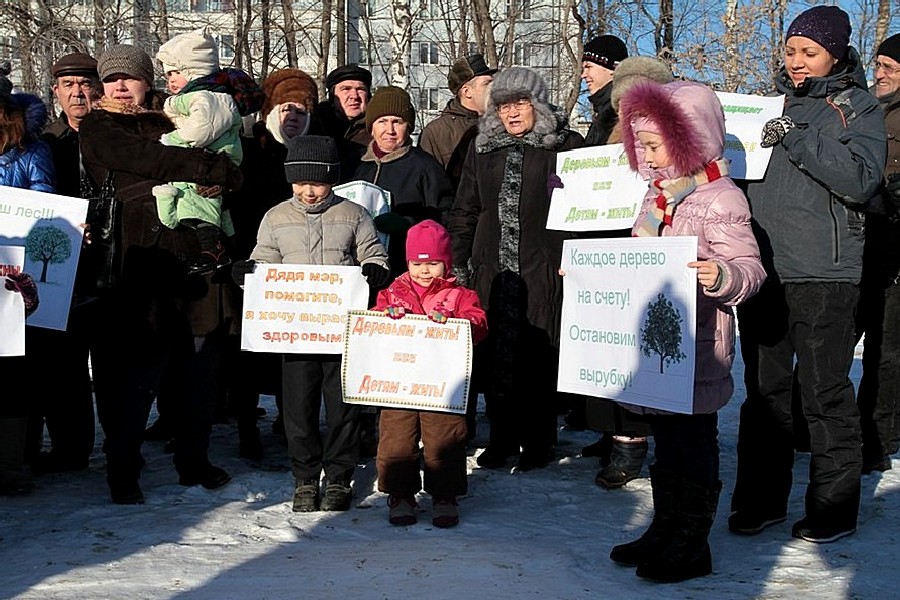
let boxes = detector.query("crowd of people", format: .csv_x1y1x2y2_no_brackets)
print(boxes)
2,5,900,584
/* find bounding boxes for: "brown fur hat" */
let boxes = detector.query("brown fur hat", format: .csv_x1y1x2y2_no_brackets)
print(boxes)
261,68,318,118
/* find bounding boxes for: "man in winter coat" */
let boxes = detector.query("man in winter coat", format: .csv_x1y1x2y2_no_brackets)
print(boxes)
24,52,101,476
419,54,496,189
855,32,900,474
310,64,372,180
581,35,627,146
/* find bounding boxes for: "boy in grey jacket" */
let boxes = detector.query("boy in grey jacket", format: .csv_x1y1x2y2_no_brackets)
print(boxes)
236,135,390,512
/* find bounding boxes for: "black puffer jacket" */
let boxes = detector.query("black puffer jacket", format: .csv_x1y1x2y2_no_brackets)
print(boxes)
744,48,886,284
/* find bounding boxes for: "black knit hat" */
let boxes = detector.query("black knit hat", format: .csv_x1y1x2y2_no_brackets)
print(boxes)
365,86,416,132
325,64,372,94
877,33,900,64
284,135,341,185
51,53,99,79
786,6,851,60
582,35,628,70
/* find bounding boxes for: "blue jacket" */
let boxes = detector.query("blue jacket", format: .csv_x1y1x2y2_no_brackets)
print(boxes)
744,48,886,284
0,93,55,192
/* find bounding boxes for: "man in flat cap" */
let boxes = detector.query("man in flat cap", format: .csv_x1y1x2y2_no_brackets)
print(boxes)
26,52,101,477
310,64,373,180
419,53,496,188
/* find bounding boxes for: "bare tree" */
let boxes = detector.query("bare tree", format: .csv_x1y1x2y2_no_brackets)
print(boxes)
875,0,891,49
471,0,499,67
389,0,413,87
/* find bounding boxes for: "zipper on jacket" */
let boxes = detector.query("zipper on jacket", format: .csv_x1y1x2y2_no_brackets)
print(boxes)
828,196,840,264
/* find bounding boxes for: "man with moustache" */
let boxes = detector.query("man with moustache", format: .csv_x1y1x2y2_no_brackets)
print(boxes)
26,52,101,475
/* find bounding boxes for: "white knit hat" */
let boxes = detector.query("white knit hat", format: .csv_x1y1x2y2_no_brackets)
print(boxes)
156,27,219,82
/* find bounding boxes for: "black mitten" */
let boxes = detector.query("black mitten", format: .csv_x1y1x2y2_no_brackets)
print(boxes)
362,263,391,290
231,259,257,287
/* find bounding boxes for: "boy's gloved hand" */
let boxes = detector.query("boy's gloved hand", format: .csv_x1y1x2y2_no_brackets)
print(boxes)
373,212,411,235
429,306,453,324
384,305,406,319
6,272,39,316
760,115,795,148
362,263,391,289
231,259,257,287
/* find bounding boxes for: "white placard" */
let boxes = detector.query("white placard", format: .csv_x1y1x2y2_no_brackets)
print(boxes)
547,144,647,232
334,180,391,248
0,186,88,330
716,92,785,181
240,264,370,354
0,245,26,356
341,311,472,414
558,237,698,414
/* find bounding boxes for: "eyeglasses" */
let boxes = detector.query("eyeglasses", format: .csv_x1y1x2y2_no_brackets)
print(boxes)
874,60,900,75
497,98,532,115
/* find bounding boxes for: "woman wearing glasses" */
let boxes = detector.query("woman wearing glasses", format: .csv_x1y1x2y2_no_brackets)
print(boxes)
449,67,583,471
729,6,886,543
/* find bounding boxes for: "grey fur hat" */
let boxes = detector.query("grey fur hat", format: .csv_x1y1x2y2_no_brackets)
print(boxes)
488,66,548,107
610,56,674,111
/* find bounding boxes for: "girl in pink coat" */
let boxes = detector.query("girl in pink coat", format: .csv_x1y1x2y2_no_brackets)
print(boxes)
372,219,488,528
608,80,766,582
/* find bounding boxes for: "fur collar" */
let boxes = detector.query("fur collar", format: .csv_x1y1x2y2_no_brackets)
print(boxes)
476,102,570,153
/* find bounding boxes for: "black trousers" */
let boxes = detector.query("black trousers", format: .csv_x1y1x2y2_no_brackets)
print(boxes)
282,354,359,481
650,412,719,487
733,281,861,529
856,274,900,461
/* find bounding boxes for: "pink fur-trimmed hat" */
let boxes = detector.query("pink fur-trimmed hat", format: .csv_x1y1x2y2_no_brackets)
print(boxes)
619,80,725,178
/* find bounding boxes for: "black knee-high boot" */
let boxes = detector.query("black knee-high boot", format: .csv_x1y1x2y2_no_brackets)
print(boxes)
610,465,679,566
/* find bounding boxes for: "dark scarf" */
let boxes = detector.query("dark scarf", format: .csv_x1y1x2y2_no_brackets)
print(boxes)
585,83,617,146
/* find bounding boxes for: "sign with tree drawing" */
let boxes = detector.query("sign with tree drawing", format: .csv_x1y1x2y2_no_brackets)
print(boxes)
0,186,88,331
557,237,698,414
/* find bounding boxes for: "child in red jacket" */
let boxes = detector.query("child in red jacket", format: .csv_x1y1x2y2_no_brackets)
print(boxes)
372,219,488,528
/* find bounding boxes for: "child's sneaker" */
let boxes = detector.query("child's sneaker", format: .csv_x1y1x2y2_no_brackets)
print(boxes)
320,478,352,511
387,495,417,526
432,497,459,528
292,478,320,512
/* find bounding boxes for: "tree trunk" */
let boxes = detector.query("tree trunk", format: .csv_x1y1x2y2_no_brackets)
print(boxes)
875,0,891,50
563,0,586,115
388,0,413,88
281,0,298,68
659,0,673,62
133,0,152,52
470,0,498,68
722,0,739,92
319,0,333,92
336,0,346,67
155,0,169,42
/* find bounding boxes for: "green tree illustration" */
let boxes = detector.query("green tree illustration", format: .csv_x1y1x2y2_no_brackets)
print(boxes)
25,225,72,283
640,293,686,374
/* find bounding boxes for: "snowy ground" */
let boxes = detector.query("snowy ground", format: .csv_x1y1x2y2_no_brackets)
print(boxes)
1,341,897,600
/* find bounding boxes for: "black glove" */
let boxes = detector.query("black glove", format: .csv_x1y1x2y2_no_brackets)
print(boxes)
362,263,391,290
231,259,257,287
760,115,795,148
373,212,412,235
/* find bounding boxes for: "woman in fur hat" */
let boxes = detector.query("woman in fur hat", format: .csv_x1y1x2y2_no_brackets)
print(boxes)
448,67,583,471
79,44,242,504
225,68,319,458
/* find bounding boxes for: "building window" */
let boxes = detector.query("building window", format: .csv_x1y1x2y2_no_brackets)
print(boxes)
193,0,232,11
419,0,440,18
418,87,440,111
416,41,439,65
0,36,19,54
506,0,531,19
364,0,376,17
166,0,189,11
220,34,234,59
513,43,530,66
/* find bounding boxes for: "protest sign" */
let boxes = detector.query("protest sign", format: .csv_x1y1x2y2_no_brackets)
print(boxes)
334,180,391,248
0,245,26,356
342,311,472,414
546,144,647,232
0,186,88,330
240,264,369,354
558,237,698,414
716,92,785,180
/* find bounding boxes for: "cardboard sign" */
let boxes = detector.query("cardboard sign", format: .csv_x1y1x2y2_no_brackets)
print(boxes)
0,245,26,356
334,180,391,248
716,92,785,180
240,264,370,354
558,237,698,414
0,186,88,330
546,144,647,232
342,311,472,414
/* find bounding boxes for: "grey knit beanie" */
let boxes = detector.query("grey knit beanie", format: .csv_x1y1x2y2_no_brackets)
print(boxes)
489,67,548,107
97,44,155,84
611,56,674,111
284,135,341,185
